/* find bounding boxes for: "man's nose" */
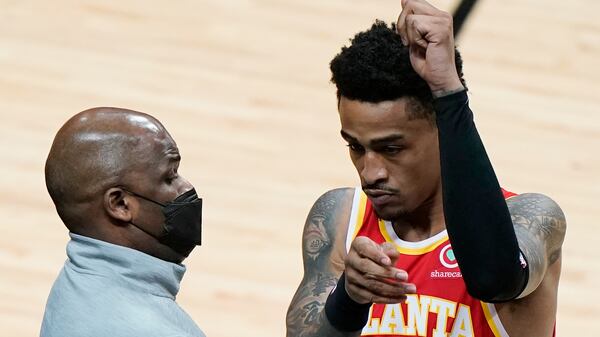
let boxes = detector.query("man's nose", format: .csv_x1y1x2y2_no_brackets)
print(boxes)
177,177,194,195
360,151,388,186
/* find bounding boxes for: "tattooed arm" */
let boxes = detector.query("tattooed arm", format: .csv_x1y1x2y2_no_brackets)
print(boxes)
508,193,567,297
286,188,357,337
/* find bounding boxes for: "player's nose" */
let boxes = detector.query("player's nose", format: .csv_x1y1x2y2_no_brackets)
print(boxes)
360,151,388,185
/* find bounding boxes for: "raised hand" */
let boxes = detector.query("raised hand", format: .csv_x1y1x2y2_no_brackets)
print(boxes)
396,0,464,97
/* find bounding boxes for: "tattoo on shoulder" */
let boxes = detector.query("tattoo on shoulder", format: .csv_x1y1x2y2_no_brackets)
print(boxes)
508,193,567,266
302,188,348,267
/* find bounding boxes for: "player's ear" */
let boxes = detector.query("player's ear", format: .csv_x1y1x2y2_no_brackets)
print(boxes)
104,187,134,224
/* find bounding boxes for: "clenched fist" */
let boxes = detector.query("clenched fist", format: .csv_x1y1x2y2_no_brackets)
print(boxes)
396,0,464,97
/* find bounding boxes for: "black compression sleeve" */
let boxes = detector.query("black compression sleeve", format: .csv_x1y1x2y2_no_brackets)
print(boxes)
324,273,372,331
434,90,528,302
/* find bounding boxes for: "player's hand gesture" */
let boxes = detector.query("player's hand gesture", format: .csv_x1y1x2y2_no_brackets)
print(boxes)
396,0,464,97
344,236,416,304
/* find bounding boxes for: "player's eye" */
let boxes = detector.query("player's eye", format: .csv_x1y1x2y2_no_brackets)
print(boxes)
381,145,404,155
346,143,365,153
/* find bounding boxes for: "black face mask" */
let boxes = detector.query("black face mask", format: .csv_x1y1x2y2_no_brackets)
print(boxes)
125,188,202,255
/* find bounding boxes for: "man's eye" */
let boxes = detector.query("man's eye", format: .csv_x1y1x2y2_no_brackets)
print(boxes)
346,143,364,153
382,146,404,154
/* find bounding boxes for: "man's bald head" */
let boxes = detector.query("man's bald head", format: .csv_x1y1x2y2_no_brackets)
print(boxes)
45,107,173,232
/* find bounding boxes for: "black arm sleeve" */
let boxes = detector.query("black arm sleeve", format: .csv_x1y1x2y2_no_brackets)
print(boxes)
434,90,528,303
324,273,372,331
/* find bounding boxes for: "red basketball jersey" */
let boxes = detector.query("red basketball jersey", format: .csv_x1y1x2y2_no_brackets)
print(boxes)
345,187,519,337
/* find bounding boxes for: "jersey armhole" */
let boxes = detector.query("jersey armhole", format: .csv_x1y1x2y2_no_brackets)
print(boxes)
345,187,367,254
481,302,510,337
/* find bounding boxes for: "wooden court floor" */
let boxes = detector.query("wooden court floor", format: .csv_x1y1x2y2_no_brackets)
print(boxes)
0,0,598,336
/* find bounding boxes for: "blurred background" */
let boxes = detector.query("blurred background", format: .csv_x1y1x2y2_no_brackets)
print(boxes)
0,0,598,336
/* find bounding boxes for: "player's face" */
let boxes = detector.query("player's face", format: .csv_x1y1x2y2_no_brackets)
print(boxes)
338,96,441,220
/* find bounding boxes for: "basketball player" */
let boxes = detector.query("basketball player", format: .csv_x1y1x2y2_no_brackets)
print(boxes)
41,108,205,337
286,0,566,336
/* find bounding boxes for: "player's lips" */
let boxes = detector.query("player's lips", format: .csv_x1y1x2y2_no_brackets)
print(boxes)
364,189,395,206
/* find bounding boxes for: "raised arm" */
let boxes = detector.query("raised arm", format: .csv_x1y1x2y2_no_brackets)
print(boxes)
286,188,355,337
433,87,567,302
395,0,567,302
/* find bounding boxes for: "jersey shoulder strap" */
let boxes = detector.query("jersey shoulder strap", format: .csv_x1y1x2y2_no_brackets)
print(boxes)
345,187,368,253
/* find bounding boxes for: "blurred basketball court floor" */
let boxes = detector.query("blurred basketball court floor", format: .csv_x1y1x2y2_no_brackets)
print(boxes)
0,0,599,336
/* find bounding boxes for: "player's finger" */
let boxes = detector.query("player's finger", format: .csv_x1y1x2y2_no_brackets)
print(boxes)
396,5,412,45
406,14,429,49
359,275,417,297
351,236,392,266
347,283,409,304
346,251,408,280
364,266,409,282
399,0,449,45
403,0,443,16
381,242,400,263
345,263,412,295
346,271,416,302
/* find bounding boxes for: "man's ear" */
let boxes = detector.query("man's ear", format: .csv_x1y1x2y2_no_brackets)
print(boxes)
104,188,134,224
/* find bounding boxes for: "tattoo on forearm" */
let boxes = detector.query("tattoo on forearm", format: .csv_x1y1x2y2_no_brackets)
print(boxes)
302,301,322,325
313,273,337,297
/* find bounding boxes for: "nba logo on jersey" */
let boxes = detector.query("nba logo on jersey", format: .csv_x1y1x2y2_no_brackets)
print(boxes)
519,252,528,269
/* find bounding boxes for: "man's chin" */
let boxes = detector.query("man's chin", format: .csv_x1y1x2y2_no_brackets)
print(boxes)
171,245,197,261
181,246,197,257
372,204,407,221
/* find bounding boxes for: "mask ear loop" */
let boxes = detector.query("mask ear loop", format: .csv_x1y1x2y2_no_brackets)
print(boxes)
128,217,168,240
120,188,166,207
119,187,168,239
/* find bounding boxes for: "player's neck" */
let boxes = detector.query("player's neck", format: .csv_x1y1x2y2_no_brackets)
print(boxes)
391,190,445,242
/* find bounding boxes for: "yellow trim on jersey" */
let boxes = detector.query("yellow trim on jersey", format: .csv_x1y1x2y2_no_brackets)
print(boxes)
352,192,368,239
378,219,449,255
481,302,505,337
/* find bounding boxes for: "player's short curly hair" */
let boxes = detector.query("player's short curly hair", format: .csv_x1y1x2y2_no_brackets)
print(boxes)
330,20,466,121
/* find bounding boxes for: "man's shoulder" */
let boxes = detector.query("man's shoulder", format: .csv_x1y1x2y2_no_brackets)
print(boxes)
42,294,203,337
506,193,566,230
508,192,567,262
307,187,356,228
506,192,562,209
506,192,566,305
314,187,356,203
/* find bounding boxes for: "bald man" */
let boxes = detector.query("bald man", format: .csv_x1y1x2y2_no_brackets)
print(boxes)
40,108,205,337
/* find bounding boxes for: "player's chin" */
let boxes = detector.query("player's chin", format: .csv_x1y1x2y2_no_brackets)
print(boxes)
372,203,409,222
